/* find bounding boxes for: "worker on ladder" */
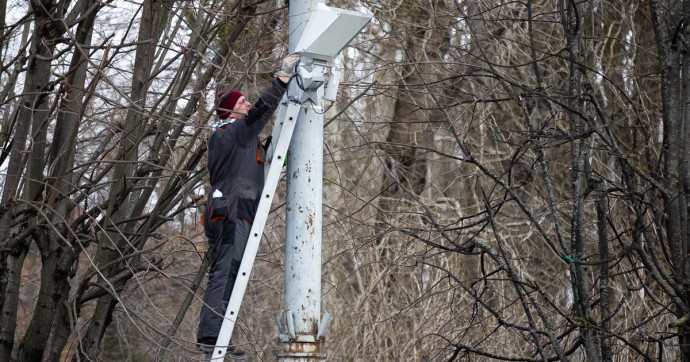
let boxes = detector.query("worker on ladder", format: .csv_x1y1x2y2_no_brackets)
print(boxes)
197,54,300,360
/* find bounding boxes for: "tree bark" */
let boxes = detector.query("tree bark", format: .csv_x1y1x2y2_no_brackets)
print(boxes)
649,0,690,359
0,0,60,359
565,0,601,360
16,230,77,361
596,179,612,362
0,247,28,360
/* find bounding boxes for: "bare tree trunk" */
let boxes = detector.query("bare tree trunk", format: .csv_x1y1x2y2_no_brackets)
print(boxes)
679,7,690,357
649,0,685,276
17,2,101,359
649,1,690,359
46,282,73,362
565,0,601,360
0,247,28,360
0,0,58,359
596,178,612,362
16,231,77,361
77,0,172,358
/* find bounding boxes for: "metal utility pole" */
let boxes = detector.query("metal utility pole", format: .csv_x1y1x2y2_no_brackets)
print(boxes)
279,1,371,361
206,2,369,361
280,0,325,360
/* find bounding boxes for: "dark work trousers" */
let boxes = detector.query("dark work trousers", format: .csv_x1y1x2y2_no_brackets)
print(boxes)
196,211,252,344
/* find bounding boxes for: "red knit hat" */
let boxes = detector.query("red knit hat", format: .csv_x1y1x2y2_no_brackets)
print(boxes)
217,90,244,119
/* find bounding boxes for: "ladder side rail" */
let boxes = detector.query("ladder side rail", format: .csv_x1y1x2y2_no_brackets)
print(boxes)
210,100,302,361
264,95,288,183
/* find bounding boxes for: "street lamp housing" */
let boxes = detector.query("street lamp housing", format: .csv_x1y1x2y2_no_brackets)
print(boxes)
294,3,373,63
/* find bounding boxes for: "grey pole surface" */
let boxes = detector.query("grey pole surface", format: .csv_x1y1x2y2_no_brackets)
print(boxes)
278,2,371,360
280,0,326,360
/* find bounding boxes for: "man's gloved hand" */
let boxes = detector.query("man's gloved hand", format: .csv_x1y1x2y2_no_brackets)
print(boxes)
276,53,300,79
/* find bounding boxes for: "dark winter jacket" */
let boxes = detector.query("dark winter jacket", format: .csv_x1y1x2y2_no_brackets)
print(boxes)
205,77,288,224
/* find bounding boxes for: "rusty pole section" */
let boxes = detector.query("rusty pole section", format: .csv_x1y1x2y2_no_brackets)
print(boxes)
280,0,326,360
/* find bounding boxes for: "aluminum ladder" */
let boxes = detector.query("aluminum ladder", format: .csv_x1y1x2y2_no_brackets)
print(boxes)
207,97,301,361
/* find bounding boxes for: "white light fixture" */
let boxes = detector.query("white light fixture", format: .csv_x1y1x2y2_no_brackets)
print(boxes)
294,3,373,62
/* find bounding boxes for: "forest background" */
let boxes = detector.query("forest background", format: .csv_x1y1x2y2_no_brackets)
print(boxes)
1,0,689,361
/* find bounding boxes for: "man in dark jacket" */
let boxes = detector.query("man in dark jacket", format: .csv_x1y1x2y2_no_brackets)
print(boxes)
197,54,299,359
